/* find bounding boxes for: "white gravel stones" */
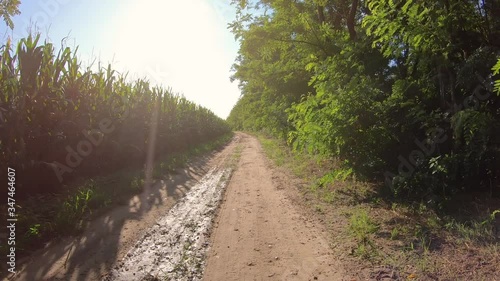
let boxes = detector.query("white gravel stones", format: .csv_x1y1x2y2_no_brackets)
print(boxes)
107,167,231,281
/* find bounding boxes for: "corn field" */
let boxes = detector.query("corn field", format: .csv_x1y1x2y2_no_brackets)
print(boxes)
0,34,231,198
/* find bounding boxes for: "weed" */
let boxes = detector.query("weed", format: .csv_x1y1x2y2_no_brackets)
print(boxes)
445,218,496,243
26,224,41,237
349,209,379,241
349,209,379,259
390,227,400,240
353,240,378,259
314,204,324,214
254,133,500,279
322,191,337,203
131,176,145,192
258,137,287,166
425,218,439,232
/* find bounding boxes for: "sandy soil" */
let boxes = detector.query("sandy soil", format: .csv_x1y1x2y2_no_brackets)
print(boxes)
203,133,345,281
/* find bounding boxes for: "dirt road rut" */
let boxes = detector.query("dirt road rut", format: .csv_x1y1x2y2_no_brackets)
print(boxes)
203,133,344,281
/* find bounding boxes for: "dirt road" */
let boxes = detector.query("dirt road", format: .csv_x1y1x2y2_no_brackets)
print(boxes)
10,133,344,281
10,136,239,281
203,133,344,281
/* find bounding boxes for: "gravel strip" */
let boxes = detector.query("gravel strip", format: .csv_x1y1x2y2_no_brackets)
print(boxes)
107,167,232,281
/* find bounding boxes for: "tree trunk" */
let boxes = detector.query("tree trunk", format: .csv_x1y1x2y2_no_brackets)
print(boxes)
347,0,358,40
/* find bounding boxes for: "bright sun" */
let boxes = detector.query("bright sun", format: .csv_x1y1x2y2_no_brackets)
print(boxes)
105,0,238,118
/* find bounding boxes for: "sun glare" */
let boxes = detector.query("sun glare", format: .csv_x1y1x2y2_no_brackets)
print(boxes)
110,0,238,118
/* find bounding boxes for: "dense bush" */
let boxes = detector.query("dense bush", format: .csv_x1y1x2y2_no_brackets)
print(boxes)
227,0,500,203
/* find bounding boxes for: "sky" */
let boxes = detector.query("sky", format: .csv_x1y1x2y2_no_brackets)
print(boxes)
0,0,241,119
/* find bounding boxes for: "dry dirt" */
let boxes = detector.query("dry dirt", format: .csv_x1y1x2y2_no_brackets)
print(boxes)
203,133,345,281
8,133,347,281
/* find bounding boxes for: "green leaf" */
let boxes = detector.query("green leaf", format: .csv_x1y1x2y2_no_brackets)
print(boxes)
402,0,413,13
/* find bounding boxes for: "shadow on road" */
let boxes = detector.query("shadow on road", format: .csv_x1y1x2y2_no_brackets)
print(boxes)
7,141,232,281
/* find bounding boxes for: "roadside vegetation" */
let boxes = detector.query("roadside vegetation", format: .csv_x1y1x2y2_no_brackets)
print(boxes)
258,133,499,279
228,0,500,204
0,30,232,259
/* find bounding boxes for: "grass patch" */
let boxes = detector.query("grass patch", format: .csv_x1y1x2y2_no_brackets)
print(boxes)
444,211,499,243
349,209,379,241
256,133,328,180
257,135,289,167
348,208,380,259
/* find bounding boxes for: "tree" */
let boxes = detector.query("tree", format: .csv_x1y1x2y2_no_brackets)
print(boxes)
228,0,500,203
1,0,20,29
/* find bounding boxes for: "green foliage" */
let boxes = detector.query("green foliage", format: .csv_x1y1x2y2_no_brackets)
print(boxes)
0,0,20,29
444,209,500,243
349,209,379,259
451,110,493,172
349,209,379,241
317,168,354,187
130,176,145,192
0,33,231,198
227,0,500,204
27,224,41,237
493,59,500,95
